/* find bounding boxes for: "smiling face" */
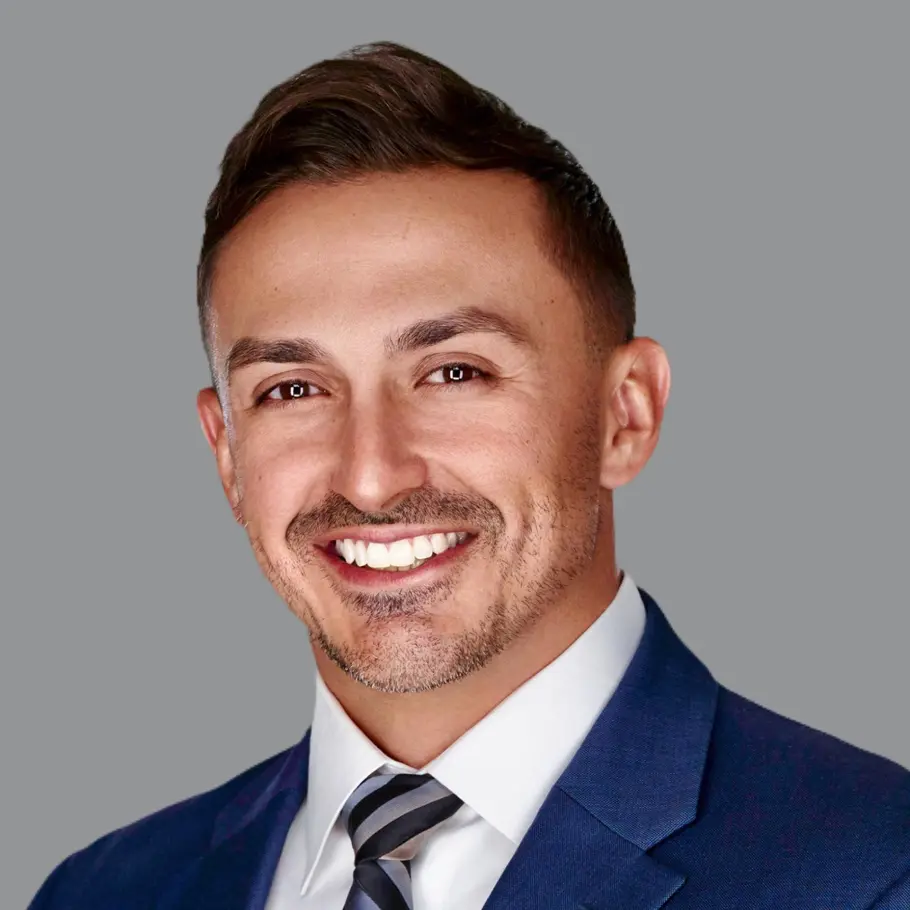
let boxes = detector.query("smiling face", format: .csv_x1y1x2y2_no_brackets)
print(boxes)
197,167,647,694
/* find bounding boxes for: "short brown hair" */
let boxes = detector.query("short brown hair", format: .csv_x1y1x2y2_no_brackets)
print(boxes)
197,40,635,382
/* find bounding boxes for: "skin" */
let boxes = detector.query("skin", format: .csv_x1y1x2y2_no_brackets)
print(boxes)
197,166,670,769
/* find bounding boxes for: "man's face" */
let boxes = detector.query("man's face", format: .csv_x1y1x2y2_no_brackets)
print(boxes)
199,168,617,694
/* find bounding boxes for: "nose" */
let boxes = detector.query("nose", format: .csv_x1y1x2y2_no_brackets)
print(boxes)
328,394,428,514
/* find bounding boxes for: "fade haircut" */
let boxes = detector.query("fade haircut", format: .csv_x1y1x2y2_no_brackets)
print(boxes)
197,40,636,392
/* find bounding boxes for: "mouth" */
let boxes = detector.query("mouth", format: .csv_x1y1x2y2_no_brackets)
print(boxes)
314,532,478,587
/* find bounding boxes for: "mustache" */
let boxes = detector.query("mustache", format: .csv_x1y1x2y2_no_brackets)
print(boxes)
287,488,502,546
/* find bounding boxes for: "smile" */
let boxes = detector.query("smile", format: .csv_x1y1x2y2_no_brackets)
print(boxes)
316,532,476,586
333,531,471,570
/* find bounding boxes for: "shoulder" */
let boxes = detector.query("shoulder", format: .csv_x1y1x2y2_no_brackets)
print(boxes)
27,745,294,909
706,686,910,889
712,685,910,806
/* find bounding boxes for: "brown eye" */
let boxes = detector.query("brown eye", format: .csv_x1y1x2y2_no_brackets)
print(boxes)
424,363,489,386
259,379,322,404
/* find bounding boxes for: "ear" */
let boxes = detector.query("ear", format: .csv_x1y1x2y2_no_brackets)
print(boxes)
196,387,243,524
599,337,671,490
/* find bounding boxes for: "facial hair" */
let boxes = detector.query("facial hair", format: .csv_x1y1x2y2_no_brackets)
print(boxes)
242,407,605,693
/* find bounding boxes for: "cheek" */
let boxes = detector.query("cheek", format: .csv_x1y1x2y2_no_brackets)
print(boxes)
234,433,320,538
443,401,548,461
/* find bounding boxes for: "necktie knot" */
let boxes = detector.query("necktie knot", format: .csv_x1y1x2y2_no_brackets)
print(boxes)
340,770,463,909
342,770,463,862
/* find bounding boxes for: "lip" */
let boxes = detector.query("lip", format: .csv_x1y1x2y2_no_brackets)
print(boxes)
314,533,477,587
313,527,476,549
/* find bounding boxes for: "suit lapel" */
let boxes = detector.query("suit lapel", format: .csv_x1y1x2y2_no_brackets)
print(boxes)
483,588,719,910
159,730,311,910
481,788,686,910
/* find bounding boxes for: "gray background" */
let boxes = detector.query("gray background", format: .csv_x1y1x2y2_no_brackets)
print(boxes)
3,3,908,906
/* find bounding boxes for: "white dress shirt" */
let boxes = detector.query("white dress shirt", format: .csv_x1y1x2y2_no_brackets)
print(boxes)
264,570,646,909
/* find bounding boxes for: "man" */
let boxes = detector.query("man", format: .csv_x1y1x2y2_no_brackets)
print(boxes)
29,39,909,910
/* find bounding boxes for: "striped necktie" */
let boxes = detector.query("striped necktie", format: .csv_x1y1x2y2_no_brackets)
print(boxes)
341,770,464,909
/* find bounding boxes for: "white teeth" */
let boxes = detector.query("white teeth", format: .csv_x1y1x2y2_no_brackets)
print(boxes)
365,541,392,569
387,539,415,567
341,539,356,564
332,531,471,568
354,540,367,567
412,535,434,559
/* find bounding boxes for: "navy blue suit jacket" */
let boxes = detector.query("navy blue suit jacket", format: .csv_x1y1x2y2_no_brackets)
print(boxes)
29,589,910,908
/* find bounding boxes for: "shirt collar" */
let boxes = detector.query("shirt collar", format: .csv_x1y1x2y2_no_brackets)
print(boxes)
301,570,645,891
301,670,416,894
425,570,644,843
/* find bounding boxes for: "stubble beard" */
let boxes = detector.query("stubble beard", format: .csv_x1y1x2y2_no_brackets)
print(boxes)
242,414,604,694
248,534,528,694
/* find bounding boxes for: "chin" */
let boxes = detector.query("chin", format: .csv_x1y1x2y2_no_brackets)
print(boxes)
320,623,480,693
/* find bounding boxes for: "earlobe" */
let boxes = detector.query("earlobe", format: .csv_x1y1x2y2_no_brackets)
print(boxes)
196,387,242,519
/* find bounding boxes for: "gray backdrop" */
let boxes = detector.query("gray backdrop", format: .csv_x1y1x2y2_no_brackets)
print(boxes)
3,3,908,906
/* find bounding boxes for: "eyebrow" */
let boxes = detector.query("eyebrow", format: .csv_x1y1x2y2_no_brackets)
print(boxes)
224,305,537,384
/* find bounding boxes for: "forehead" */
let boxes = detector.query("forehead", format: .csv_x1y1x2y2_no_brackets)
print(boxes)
207,168,577,351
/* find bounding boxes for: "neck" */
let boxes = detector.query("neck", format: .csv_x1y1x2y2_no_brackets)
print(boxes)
311,549,621,769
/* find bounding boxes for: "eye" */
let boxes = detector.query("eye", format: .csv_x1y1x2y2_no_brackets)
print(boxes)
256,379,324,405
423,362,491,387
255,362,492,408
